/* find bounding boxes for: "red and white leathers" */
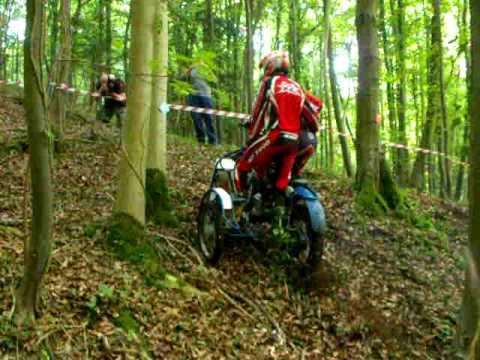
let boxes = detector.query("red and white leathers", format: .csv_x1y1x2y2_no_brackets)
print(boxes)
293,94,323,177
236,74,306,191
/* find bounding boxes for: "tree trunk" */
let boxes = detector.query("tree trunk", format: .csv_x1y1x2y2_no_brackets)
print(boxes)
355,0,381,191
455,0,470,201
146,0,173,225
410,1,442,191
326,22,353,177
455,118,468,201
123,10,132,82
204,0,215,48
274,0,283,49
243,0,254,145
436,134,446,197
203,0,221,143
458,0,480,356
48,0,59,72
355,0,400,212
434,0,452,198
115,0,155,226
105,0,112,71
1,0,14,80
15,0,52,324
288,0,300,78
15,35,20,81
147,1,168,175
380,0,397,145
94,1,105,70
321,0,334,171
48,0,71,153
455,0,472,201
245,0,254,109
392,0,409,185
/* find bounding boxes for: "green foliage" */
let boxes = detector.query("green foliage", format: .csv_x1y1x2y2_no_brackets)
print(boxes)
84,222,99,238
170,79,195,97
113,309,140,334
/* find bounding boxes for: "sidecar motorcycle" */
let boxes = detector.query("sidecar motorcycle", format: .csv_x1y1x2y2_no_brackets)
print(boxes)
197,149,327,268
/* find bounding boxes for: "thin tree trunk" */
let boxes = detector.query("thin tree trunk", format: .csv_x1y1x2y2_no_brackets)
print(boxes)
243,0,254,145
410,2,441,191
48,0,71,152
233,2,240,113
380,0,397,146
15,0,52,324
435,0,452,197
392,0,409,185
454,0,469,200
411,72,420,145
455,0,470,201
48,0,59,71
115,0,156,225
274,0,283,49
95,1,105,70
245,0,254,109
437,134,446,197
205,0,214,47
105,0,112,71
147,0,168,175
433,0,452,197
455,118,469,200
321,0,334,170
15,35,19,81
203,0,221,143
123,10,132,82
288,0,300,78
326,21,353,176
2,0,14,80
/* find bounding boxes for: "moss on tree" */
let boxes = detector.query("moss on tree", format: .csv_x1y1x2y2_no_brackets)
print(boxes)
356,156,405,216
356,180,389,216
145,169,178,227
107,212,164,274
106,212,202,298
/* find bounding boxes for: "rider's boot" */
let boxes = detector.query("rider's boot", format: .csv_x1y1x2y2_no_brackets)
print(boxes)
272,189,287,229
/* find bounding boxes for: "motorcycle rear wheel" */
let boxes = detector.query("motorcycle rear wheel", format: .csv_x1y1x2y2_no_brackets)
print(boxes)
290,204,324,268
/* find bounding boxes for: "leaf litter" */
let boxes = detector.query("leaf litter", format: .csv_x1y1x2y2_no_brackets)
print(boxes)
0,95,468,359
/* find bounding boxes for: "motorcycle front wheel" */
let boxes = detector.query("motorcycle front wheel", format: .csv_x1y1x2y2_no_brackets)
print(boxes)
197,192,225,265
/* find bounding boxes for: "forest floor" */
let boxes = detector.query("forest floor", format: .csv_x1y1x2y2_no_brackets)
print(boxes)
0,92,469,359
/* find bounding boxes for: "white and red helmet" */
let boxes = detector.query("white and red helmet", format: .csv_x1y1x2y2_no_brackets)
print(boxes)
259,51,290,77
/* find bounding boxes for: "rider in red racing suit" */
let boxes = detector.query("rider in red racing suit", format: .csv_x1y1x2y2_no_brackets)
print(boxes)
236,51,306,192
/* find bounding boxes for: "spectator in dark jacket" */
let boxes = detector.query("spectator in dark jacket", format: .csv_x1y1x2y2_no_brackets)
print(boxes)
95,73,127,132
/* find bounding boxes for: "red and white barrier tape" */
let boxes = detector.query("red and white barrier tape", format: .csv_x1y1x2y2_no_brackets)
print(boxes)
317,126,469,167
0,80,470,166
161,103,251,121
0,79,22,86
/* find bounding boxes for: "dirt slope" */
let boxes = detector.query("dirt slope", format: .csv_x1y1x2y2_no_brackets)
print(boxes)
0,95,468,359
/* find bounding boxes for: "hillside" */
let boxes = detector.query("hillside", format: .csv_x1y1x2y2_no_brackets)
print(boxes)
0,95,468,359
